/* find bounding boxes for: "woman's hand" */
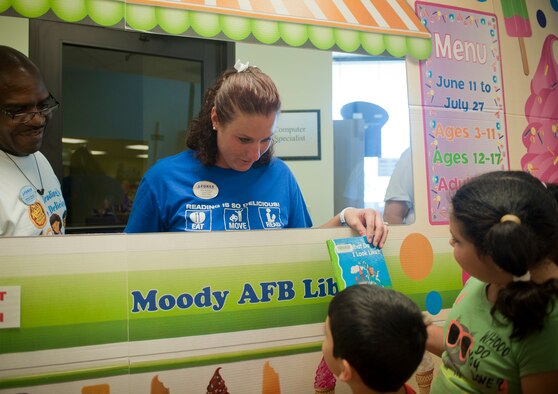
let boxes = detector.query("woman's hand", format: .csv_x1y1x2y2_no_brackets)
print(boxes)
341,207,388,247
321,207,388,247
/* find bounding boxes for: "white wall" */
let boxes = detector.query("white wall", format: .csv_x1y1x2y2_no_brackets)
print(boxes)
0,15,28,53
237,43,335,226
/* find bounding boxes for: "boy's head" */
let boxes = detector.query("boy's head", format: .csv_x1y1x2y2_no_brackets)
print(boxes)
322,284,426,392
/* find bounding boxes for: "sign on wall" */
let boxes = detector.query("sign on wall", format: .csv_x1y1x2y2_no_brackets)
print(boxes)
416,2,510,225
0,286,20,329
274,110,321,160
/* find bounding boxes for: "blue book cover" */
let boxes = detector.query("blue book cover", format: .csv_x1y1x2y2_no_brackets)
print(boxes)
326,235,392,291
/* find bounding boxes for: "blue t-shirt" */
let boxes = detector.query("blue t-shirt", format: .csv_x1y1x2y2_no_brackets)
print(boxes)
125,150,312,233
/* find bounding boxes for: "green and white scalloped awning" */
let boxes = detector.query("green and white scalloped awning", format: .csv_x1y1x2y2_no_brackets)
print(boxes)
0,0,432,60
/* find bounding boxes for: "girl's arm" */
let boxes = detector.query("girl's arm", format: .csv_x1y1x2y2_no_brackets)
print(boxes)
425,323,445,358
521,370,558,394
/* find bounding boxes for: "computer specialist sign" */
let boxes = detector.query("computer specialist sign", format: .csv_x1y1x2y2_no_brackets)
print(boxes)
273,110,321,160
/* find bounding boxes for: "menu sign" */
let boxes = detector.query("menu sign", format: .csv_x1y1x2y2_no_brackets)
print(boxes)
416,2,510,225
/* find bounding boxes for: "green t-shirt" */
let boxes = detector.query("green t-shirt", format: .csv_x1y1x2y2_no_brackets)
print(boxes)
432,278,558,393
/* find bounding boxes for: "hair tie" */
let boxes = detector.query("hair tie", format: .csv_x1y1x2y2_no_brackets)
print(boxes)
234,59,249,72
500,214,521,224
513,271,531,282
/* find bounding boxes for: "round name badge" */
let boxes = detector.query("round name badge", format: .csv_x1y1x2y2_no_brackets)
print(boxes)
193,181,219,200
20,185,37,205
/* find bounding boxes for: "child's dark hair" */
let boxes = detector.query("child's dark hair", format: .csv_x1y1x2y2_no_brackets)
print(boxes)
451,171,558,339
186,66,280,166
547,183,558,264
328,284,426,392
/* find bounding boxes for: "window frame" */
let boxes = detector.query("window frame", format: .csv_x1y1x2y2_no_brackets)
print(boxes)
29,19,233,180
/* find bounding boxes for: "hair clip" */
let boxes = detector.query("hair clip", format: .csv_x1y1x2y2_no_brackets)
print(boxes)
500,214,521,224
512,271,531,282
234,59,249,72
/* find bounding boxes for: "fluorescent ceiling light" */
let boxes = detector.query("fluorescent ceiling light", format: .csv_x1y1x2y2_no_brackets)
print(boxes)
136,154,149,159
62,137,87,144
126,144,149,151
90,150,107,155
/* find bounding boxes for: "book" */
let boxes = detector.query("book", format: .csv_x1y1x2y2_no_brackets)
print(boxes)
326,235,392,291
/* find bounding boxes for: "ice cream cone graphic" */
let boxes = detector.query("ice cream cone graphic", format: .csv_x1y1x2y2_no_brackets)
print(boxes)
415,368,434,394
314,357,336,394
415,351,434,394
262,361,281,394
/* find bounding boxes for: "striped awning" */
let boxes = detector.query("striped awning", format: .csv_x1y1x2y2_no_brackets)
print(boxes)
125,0,432,59
129,0,430,37
0,0,432,59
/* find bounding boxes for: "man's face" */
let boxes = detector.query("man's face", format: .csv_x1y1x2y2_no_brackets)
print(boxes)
0,70,51,156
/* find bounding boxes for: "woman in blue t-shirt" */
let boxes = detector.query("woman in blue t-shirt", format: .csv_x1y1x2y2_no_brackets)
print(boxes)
126,61,387,248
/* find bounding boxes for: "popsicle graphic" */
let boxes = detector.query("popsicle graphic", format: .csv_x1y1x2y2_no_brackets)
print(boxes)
262,361,281,394
501,0,532,75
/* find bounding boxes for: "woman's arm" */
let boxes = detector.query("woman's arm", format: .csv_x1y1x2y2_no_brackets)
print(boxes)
383,201,410,224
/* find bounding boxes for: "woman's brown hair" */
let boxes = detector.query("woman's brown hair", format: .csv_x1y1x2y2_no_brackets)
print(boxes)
186,66,281,166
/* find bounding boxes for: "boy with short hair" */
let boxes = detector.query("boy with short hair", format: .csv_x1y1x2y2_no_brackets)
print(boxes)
322,284,427,394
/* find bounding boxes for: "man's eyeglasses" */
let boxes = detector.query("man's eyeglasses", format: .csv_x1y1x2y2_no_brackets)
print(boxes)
0,94,60,124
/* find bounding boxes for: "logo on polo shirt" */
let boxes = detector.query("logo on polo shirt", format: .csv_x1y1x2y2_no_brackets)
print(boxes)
259,207,283,229
185,209,211,231
225,208,249,231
